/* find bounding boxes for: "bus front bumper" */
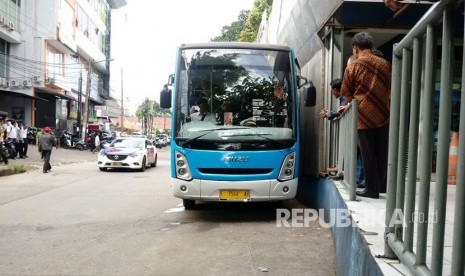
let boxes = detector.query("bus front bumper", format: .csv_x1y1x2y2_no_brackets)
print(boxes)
171,178,298,202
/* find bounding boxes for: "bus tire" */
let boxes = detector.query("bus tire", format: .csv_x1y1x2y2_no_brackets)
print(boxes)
183,199,196,210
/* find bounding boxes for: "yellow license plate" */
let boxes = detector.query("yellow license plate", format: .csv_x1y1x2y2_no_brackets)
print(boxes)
111,162,122,166
220,190,250,201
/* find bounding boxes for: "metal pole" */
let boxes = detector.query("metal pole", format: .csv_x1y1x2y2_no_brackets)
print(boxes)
77,70,82,140
82,60,92,141
431,8,454,275
384,46,402,259
394,48,412,239
404,38,422,251
451,5,465,272
121,67,124,132
415,24,436,266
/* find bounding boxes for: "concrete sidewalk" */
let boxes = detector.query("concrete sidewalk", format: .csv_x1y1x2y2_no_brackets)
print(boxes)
0,144,97,172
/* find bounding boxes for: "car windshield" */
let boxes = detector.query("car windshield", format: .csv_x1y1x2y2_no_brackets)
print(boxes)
174,47,296,148
110,139,144,149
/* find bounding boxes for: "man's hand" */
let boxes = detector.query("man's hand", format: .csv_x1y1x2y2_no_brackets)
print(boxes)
319,109,328,118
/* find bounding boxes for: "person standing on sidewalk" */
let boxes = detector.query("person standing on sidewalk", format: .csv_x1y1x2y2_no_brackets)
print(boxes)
39,127,57,173
340,32,391,199
0,118,8,165
19,124,28,158
93,131,100,154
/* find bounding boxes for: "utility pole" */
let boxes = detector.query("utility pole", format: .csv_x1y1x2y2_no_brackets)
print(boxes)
77,70,82,139
82,60,92,141
120,67,124,132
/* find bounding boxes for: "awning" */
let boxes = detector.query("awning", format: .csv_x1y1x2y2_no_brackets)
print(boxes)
35,88,75,101
90,98,105,105
0,90,48,101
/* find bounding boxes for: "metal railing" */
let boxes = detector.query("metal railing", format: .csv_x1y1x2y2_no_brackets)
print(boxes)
329,101,358,201
384,0,464,275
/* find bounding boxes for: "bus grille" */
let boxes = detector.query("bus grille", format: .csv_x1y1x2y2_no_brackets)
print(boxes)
198,168,273,175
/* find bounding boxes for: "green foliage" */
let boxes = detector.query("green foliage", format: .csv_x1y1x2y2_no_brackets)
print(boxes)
211,0,272,43
211,10,250,42
239,0,273,42
136,98,171,135
0,165,27,177
13,165,27,174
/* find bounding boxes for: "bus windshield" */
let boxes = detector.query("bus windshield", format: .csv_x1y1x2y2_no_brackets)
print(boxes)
174,47,296,150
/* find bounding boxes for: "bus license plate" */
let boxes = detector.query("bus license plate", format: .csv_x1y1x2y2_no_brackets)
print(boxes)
220,190,250,201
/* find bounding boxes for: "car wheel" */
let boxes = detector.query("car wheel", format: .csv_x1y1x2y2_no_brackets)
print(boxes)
99,167,107,171
139,157,146,172
183,199,196,210
151,154,157,167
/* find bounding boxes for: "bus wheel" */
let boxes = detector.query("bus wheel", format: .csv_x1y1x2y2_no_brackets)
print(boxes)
183,199,196,210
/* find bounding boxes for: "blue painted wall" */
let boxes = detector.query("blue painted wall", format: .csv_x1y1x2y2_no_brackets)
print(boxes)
296,175,383,275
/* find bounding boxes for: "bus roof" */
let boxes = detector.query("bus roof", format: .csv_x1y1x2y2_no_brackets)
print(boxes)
179,42,291,52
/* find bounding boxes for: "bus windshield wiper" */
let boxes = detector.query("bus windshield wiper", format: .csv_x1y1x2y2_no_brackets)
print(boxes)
176,127,250,147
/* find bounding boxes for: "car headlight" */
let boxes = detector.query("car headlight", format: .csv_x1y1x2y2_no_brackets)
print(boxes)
129,151,142,158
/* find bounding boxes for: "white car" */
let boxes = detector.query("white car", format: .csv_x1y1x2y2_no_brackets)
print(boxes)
97,137,157,172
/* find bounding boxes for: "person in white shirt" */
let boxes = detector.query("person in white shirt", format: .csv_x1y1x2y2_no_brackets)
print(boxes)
93,131,101,154
19,124,28,158
190,98,216,123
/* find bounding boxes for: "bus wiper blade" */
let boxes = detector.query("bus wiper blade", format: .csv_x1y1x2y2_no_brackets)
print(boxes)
177,127,250,147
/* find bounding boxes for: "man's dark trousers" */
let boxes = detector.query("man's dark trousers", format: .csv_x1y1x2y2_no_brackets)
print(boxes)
358,124,389,195
42,150,52,172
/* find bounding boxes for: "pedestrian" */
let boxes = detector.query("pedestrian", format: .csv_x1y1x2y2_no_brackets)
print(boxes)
36,128,45,159
7,121,19,160
39,127,57,173
319,78,347,120
340,32,391,199
18,123,28,158
0,118,8,165
93,131,100,154
89,131,96,152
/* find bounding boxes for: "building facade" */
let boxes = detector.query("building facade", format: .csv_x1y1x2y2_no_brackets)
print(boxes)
0,0,125,133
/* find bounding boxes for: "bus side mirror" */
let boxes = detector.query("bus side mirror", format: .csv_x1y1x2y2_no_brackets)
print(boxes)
298,76,308,88
302,81,316,107
160,85,172,109
167,74,174,85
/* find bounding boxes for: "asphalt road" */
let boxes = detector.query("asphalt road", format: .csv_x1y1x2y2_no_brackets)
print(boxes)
0,149,337,276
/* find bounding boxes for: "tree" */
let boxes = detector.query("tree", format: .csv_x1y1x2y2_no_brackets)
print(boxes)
239,0,272,42
136,99,171,134
211,10,250,42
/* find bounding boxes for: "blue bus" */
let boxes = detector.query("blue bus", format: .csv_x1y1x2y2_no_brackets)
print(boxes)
160,42,315,209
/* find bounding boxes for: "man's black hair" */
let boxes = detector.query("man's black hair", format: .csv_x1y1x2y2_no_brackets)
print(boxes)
330,78,342,90
352,32,373,50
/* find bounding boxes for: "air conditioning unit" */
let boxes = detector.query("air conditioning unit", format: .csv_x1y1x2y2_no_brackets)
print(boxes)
46,77,55,85
0,16,5,26
23,80,31,87
32,75,42,83
10,79,19,87
8,21,14,30
0,77,7,87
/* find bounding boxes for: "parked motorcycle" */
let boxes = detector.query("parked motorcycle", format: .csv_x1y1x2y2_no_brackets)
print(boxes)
27,127,38,144
60,132,87,151
1,140,16,159
60,132,72,149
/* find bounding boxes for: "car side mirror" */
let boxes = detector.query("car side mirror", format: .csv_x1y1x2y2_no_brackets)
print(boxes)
302,81,316,107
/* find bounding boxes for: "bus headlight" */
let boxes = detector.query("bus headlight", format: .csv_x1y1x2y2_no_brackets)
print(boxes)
175,151,192,181
278,152,295,181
